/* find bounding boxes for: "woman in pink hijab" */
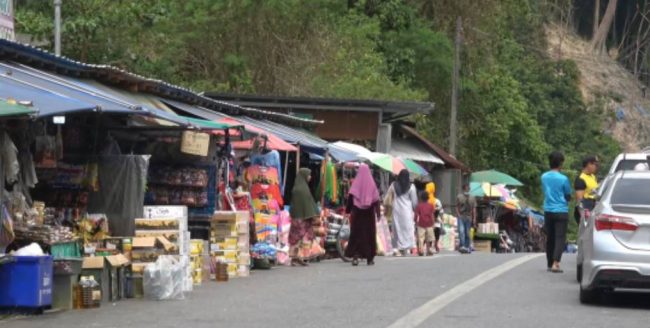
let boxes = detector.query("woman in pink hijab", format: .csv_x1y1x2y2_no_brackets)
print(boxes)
345,164,381,266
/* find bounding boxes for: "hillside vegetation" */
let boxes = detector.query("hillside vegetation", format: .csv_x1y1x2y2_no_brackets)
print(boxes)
17,0,649,203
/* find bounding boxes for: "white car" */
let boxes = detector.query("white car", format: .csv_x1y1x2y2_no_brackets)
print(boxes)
577,169,650,304
598,151,650,196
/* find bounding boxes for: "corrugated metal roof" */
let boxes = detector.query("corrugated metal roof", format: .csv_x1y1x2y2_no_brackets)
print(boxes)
1,61,137,115
397,124,469,171
1,76,97,115
163,99,328,153
0,38,321,127
390,138,444,164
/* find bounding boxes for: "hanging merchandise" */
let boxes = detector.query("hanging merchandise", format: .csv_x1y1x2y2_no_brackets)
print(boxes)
250,150,283,193
0,205,15,252
245,161,284,262
34,135,58,169
376,209,393,256
146,166,214,213
275,210,291,265
2,132,20,184
318,159,338,206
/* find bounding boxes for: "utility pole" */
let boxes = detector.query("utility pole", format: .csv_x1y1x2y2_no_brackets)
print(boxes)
449,16,462,157
54,0,62,56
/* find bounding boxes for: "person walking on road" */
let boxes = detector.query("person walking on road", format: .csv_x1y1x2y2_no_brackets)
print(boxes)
541,151,572,273
415,191,436,256
289,168,319,267
344,164,381,266
425,182,444,253
456,184,476,254
574,155,599,225
385,169,418,256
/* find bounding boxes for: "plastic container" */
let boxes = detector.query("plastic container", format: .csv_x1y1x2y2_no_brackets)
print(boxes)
51,241,81,258
53,258,83,275
0,256,53,308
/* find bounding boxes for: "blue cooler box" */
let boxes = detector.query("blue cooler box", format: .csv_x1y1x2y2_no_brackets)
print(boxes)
0,256,53,308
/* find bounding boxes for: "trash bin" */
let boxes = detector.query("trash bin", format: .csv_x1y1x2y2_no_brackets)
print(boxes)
0,256,53,309
53,258,82,310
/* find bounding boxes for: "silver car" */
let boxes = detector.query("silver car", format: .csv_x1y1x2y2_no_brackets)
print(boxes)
577,170,650,304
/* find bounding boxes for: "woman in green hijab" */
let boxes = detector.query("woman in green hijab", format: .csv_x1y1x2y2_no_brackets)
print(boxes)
289,168,319,266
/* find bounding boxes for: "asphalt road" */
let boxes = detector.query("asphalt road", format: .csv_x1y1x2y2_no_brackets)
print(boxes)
3,252,649,328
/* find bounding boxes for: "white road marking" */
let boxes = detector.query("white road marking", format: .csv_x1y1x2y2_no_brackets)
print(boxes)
386,253,543,328
384,254,459,261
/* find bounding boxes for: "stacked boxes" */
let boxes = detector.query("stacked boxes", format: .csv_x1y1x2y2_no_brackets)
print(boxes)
210,211,250,278
477,222,500,235
189,240,205,285
137,206,192,291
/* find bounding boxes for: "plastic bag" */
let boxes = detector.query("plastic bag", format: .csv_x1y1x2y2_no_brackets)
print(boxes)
1,132,20,184
0,205,15,252
143,255,185,301
12,242,45,256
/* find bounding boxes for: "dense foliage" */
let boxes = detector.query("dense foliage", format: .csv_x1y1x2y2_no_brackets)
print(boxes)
14,0,621,209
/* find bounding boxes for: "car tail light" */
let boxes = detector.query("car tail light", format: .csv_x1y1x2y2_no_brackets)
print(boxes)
595,214,639,231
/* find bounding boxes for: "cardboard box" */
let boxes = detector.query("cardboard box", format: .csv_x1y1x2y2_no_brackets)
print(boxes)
82,256,106,269
81,257,107,293
156,236,177,252
135,230,179,243
181,130,210,156
489,222,500,234
212,211,248,224
131,263,149,274
135,218,180,231
143,206,188,219
474,240,492,253
132,237,156,248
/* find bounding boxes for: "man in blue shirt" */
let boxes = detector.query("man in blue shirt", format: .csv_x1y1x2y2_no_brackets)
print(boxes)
541,151,572,273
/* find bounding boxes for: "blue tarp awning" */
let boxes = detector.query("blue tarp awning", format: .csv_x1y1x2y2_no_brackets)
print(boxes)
0,61,188,125
0,61,140,115
0,76,97,115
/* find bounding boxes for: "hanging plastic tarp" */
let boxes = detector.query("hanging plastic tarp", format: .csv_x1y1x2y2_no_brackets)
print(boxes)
86,155,150,236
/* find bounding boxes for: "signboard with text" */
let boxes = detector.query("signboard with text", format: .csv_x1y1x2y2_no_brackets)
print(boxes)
0,0,14,41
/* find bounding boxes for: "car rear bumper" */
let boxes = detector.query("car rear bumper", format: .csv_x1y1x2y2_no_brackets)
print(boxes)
582,232,650,289
588,266,650,289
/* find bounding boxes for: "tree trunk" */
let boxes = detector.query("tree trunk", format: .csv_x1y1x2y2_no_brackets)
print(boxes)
592,0,619,53
593,0,600,38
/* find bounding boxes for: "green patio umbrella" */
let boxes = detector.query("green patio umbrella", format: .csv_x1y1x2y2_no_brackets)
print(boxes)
470,170,523,186
0,100,37,118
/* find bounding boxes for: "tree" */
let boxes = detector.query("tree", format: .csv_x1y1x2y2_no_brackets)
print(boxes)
592,0,619,52
593,0,600,37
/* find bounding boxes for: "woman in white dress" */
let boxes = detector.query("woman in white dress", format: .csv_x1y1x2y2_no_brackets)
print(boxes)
387,169,418,256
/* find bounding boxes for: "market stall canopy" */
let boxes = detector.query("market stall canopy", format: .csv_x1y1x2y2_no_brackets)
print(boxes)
1,75,98,115
218,117,297,152
400,158,428,176
470,182,507,198
389,138,444,164
327,141,373,162
470,170,524,186
162,98,327,153
0,98,37,117
180,116,241,131
0,38,320,127
359,152,427,177
0,61,190,126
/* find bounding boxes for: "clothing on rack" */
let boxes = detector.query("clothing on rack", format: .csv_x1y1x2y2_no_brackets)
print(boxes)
250,150,283,193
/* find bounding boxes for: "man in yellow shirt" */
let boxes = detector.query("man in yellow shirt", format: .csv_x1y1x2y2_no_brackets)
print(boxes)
574,155,599,224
